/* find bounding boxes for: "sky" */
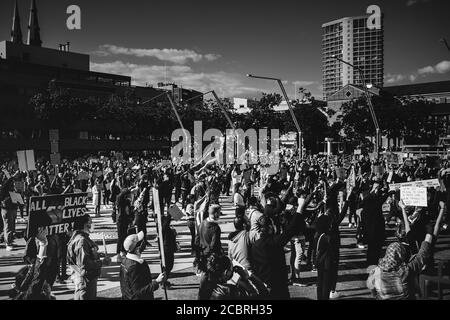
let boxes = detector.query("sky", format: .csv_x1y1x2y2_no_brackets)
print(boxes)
1,0,450,99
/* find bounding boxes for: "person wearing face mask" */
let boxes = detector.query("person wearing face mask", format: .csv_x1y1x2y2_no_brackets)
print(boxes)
119,231,166,300
67,214,111,300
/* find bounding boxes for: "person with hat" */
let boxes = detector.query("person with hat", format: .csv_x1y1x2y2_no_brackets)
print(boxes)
119,231,166,300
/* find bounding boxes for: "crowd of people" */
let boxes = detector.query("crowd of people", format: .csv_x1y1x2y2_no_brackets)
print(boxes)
1,150,449,300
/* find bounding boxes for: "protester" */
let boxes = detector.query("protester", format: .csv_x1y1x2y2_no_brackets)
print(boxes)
67,214,111,300
119,231,166,300
367,199,446,299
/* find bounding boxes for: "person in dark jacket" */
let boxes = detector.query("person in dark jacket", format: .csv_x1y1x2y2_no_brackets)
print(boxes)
228,216,252,272
119,231,166,300
161,215,178,288
115,188,133,262
10,228,55,300
361,180,396,266
250,192,313,299
196,204,223,300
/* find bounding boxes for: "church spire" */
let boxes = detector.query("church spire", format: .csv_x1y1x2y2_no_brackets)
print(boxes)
11,0,23,44
27,0,42,46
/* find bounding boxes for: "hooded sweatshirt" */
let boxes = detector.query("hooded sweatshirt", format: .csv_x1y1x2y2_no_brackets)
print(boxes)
228,230,252,272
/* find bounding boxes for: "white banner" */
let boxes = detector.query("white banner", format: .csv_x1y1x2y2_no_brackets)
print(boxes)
400,186,427,207
389,179,440,191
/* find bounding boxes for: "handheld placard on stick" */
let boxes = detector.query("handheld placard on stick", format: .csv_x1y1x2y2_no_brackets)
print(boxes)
102,232,108,255
152,187,168,300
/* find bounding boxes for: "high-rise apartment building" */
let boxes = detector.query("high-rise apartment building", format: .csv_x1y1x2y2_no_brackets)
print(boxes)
322,15,384,100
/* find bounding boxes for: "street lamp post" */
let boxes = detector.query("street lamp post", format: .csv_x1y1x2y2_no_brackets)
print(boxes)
246,74,303,159
332,56,381,157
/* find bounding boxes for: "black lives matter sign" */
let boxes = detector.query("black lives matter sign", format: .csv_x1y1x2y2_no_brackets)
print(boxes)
27,193,89,238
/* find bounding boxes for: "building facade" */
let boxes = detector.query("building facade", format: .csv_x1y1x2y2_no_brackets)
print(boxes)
0,0,202,155
322,15,384,100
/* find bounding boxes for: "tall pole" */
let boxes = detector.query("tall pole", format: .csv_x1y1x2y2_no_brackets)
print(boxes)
333,56,380,157
246,74,303,159
277,79,303,159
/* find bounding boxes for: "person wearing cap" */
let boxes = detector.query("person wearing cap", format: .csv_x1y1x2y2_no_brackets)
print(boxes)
119,231,166,300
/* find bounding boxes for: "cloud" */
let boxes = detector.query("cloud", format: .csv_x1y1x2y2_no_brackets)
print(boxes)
417,60,450,75
385,73,406,84
90,60,262,97
93,45,221,64
293,80,316,87
406,0,430,7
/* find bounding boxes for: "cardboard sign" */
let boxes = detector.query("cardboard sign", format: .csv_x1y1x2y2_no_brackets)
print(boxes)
354,149,361,155
386,153,399,166
49,129,59,141
404,159,413,167
373,165,384,177
50,141,59,154
161,160,172,166
328,155,338,165
152,188,166,269
9,192,24,205
400,187,427,207
168,204,184,221
2,169,11,179
27,193,89,237
17,150,36,171
336,167,347,179
389,179,440,191
78,171,90,180
50,153,61,165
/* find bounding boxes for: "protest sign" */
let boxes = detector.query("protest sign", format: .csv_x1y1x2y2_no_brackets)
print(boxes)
404,158,413,167
400,187,427,207
161,160,172,166
346,167,356,194
389,178,440,191
17,150,36,171
354,149,361,155
27,193,88,238
168,204,184,221
336,167,347,179
9,192,24,205
328,155,337,165
152,188,166,268
2,169,11,179
50,141,59,154
50,153,61,165
49,129,59,141
78,171,90,180
373,165,384,177
386,153,399,167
